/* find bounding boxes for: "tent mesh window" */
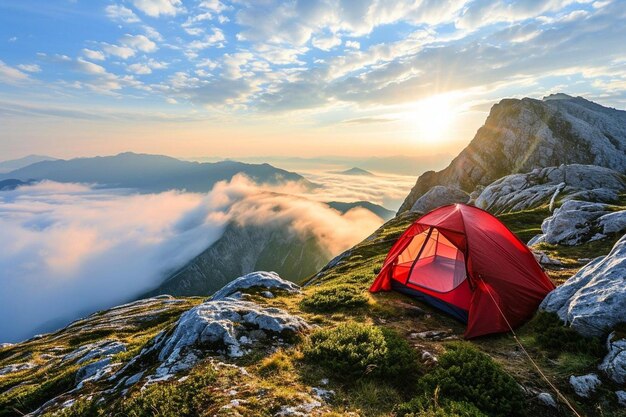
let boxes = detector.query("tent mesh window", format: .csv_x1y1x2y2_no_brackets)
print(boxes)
398,227,466,293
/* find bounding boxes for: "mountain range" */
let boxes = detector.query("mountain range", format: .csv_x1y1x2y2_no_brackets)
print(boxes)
0,154,57,173
0,152,313,192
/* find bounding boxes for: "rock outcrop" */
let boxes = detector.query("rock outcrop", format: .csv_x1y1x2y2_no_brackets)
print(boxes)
474,165,625,214
599,332,626,384
540,235,626,336
530,200,626,246
132,272,311,382
400,94,626,213
211,271,301,301
569,373,601,397
156,299,309,364
410,185,469,213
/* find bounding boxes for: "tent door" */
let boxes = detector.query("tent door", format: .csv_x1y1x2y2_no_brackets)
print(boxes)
405,227,467,293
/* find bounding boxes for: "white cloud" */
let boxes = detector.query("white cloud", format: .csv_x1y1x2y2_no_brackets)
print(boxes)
103,43,136,59
457,0,580,29
187,28,226,50
82,48,106,61
128,63,152,74
17,64,41,73
143,25,163,41
0,176,384,342
76,58,107,75
105,4,140,23
345,40,360,49
0,60,30,84
8,36,17,42
200,0,228,13
131,0,182,17
119,34,158,52
312,33,342,51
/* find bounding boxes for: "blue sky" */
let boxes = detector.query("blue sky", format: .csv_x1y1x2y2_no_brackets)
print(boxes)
1,0,625,159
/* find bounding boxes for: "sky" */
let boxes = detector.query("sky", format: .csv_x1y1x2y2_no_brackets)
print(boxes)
1,0,626,160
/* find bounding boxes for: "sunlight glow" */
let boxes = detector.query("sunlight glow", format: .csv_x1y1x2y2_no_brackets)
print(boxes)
410,94,458,143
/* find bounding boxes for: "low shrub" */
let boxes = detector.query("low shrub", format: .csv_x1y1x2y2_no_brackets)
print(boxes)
300,284,368,312
394,395,487,417
417,343,524,417
119,365,218,417
43,398,104,417
529,312,604,357
303,322,420,387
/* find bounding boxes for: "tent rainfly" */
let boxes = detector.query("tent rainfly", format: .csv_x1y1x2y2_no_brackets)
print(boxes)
370,204,555,338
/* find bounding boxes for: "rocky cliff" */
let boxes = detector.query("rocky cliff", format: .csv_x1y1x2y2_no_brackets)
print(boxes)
399,94,626,213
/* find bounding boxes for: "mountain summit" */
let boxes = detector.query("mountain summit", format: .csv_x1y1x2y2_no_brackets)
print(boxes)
399,94,626,212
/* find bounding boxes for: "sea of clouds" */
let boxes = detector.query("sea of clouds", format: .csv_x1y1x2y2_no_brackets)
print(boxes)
0,172,412,343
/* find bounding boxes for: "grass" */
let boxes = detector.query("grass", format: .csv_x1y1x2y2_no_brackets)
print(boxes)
497,206,551,243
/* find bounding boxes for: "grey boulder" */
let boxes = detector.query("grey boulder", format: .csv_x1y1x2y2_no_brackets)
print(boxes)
210,271,301,301
599,332,626,384
541,235,626,336
410,185,469,213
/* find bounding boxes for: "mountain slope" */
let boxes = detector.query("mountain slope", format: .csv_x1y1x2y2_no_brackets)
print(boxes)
0,152,312,192
327,200,394,220
0,155,57,173
145,221,331,297
0,179,36,191
333,167,375,176
399,94,626,212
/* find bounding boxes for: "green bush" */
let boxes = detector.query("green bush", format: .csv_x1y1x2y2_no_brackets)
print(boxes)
303,322,420,386
42,399,104,417
300,284,368,312
529,312,604,357
395,396,487,417
119,366,217,417
417,343,524,417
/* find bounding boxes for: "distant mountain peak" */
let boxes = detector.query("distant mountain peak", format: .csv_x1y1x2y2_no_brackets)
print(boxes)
543,93,575,101
335,167,374,176
0,154,58,174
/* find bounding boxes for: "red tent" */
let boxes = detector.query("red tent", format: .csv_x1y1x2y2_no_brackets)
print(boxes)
370,204,554,338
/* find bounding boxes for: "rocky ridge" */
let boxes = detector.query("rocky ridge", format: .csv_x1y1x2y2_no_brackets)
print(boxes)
400,94,626,213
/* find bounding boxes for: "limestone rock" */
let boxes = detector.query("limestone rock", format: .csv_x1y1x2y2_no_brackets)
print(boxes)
541,235,626,336
540,200,609,245
599,332,626,384
0,362,36,376
63,339,126,364
211,271,300,301
410,185,469,213
151,294,310,378
475,165,625,214
537,392,557,408
569,373,601,397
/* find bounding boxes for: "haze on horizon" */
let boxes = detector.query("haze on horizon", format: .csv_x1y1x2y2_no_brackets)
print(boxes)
1,0,626,160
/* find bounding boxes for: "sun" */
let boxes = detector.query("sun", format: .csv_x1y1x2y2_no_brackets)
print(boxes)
410,94,457,143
